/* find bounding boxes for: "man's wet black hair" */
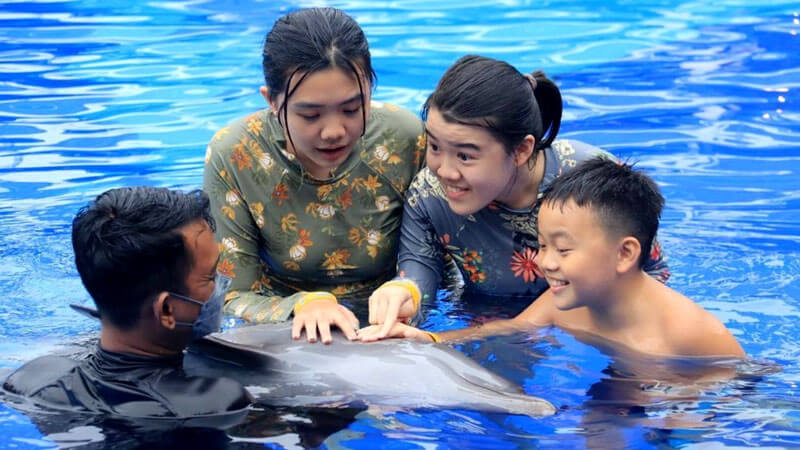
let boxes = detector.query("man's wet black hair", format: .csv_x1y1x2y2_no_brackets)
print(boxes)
422,55,562,157
541,157,664,268
71,187,215,329
263,7,376,152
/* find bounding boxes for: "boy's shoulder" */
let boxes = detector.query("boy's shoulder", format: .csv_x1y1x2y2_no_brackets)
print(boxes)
658,286,745,357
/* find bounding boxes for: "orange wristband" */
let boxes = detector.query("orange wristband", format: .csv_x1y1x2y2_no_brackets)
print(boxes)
423,331,441,343
293,292,337,315
380,279,422,313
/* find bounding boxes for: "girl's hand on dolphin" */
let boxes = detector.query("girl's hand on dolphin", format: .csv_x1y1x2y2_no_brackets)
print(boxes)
368,280,421,340
291,292,359,344
357,322,432,343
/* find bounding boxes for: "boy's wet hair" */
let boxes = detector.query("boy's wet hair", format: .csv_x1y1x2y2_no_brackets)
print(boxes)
422,55,562,157
541,156,664,268
72,187,215,329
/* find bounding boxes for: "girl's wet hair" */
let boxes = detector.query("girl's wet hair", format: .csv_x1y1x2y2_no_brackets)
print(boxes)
262,7,376,149
422,55,562,157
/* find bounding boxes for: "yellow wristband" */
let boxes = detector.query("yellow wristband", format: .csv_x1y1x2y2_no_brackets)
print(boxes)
423,331,441,343
380,279,422,313
293,291,337,315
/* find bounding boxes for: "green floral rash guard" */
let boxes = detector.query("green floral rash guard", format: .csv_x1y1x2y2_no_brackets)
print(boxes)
397,140,671,310
203,102,425,323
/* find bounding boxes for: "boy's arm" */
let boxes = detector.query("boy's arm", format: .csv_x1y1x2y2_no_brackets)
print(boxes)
360,289,556,343
435,290,556,342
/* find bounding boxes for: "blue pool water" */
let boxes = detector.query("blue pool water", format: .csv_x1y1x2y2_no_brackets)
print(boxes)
1,0,799,448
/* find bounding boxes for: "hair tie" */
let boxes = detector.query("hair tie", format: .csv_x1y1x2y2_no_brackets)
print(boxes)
524,73,537,90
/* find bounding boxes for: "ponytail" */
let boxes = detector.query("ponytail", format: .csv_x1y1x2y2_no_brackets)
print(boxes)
530,70,562,151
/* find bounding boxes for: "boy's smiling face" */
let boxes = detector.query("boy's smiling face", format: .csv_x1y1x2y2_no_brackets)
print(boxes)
535,199,620,310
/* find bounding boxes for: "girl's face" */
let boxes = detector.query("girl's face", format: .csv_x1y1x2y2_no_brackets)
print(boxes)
425,107,523,215
267,67,370,179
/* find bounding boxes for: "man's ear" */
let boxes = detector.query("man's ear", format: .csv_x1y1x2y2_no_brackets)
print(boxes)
616,236,642,274
514,135,535,167
153,292,177,330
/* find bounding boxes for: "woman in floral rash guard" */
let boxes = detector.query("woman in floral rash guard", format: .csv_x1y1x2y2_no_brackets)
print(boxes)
360,56,669,341
203,8,424,343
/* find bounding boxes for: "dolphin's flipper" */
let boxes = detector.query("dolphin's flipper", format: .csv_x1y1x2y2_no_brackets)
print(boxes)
186,323,556,417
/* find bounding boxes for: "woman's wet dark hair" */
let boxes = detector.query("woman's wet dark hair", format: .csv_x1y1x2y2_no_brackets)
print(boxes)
422,55,562,158
263,7,376,151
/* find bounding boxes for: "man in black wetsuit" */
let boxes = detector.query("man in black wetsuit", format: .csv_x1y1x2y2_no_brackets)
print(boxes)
2,187,252,425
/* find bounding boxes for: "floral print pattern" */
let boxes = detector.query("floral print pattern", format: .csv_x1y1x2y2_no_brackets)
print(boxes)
204,103,424,322
396,140,670,306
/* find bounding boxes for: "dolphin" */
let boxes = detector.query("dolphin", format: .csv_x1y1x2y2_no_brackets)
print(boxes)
184,323,556,417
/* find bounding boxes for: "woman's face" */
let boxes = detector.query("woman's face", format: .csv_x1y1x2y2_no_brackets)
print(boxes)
425,107,520,215
267,67,370,178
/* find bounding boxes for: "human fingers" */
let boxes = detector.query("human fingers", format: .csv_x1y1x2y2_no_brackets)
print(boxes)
356,324,383,342
291,315,304,340
331,307,358,341
303,317,318,343
376,299,403,339
368,292,377,325
358,321,409,342
343,305,360,330
318,318,333,345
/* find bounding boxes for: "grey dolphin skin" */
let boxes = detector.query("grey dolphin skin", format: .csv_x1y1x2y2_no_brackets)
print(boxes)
185,323,556,417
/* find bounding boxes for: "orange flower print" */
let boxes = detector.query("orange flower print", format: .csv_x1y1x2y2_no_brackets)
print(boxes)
217,259,236,278
317,184,333,200
510,247,543,283
470,271,486,283
322,249,354,270
272,182,289,205
337,188,353,210
297,229,313,247
362,174,382,194
458,248,486,284
280,213,298,232
212,127,229,142
221,206,235,220
246,118,263,136
349,228,364,246
231,142,252,171
231,148,250,170
331,285,349,296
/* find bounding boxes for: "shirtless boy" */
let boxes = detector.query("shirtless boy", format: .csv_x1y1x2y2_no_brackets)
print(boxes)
359,157,745,358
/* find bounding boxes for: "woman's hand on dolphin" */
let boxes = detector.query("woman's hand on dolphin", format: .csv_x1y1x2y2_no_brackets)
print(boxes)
357,322,432,342
368,279,421,340
291,292,359,344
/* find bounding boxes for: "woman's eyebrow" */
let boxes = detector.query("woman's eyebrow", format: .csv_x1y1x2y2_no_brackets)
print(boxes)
293,93,363,109
424,127,480,151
